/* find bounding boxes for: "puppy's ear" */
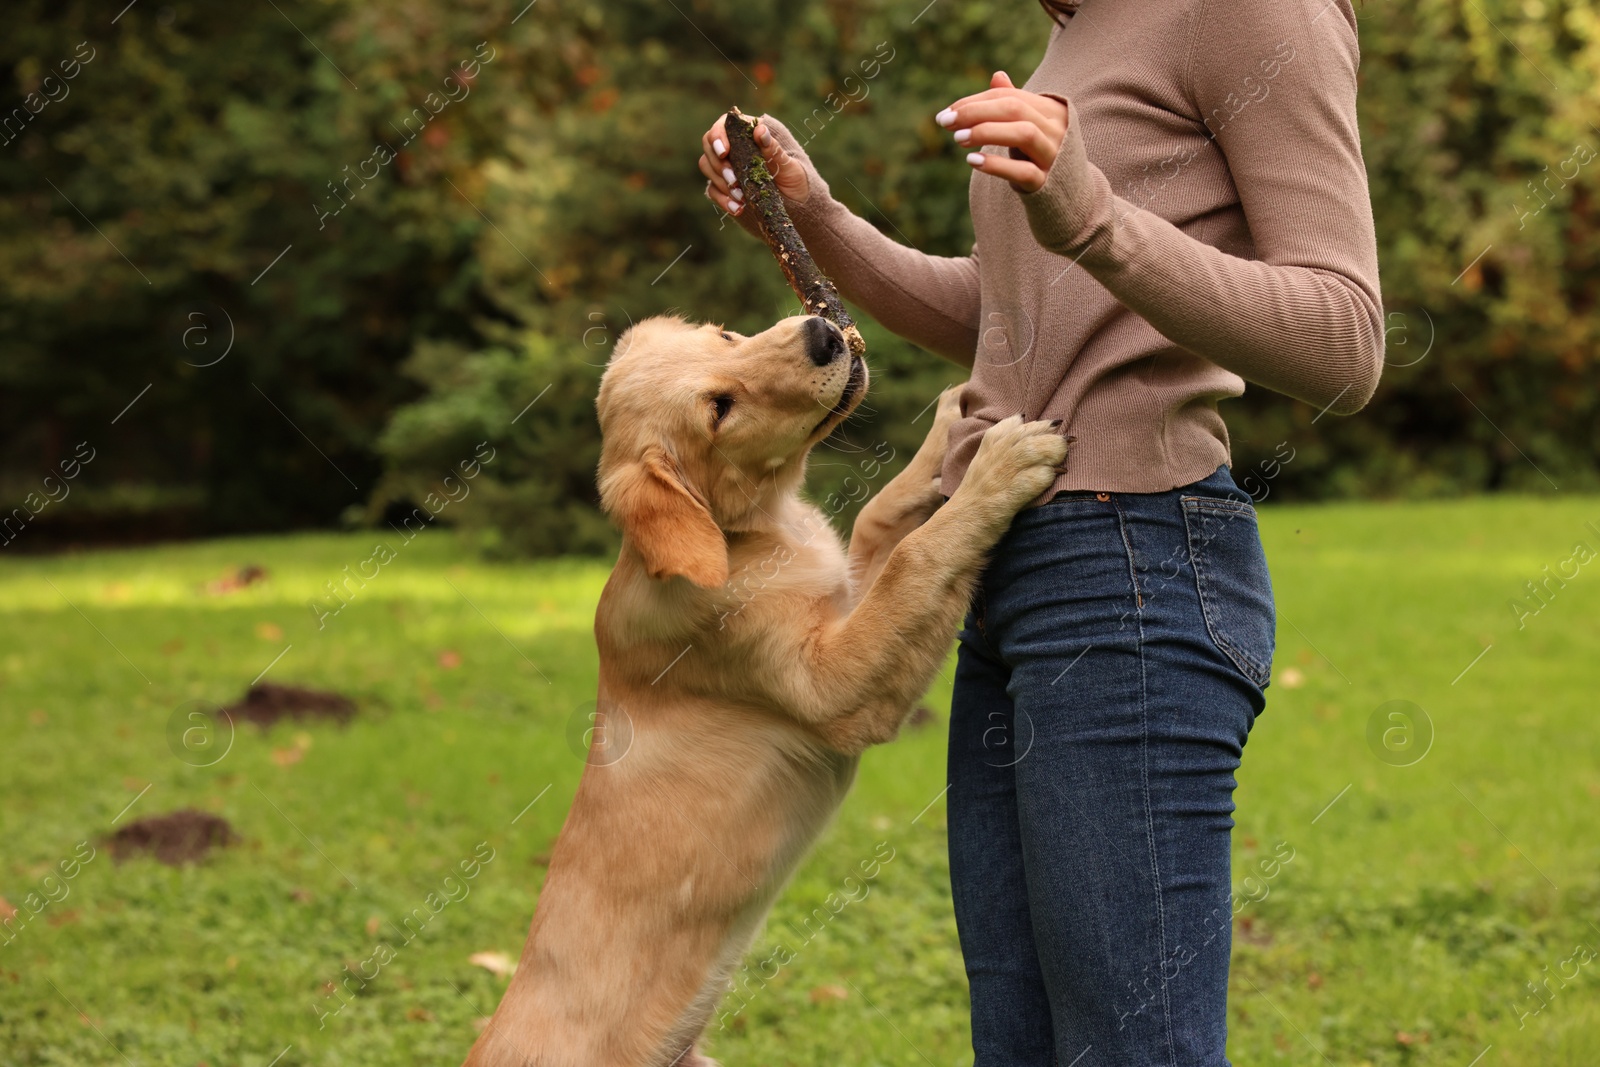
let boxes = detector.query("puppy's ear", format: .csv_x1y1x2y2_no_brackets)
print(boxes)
602,447,728,588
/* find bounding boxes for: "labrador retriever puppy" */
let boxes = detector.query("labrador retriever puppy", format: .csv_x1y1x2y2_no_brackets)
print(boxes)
462,313,1067,1067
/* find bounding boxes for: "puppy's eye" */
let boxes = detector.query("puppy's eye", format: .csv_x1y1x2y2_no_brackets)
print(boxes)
712,395,734,425
720,331,736,343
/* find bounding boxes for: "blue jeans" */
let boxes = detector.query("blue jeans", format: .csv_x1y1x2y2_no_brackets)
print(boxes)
948,464,1274,1067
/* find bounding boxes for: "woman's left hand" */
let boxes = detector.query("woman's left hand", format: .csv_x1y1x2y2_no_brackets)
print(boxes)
937,72,1070,193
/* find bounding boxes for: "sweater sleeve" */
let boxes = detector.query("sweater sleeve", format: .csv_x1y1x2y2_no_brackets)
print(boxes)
734,116,982,367
1016,0,1384,415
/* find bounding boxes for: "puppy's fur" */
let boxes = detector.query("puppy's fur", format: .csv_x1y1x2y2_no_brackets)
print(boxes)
462,314,1067,1067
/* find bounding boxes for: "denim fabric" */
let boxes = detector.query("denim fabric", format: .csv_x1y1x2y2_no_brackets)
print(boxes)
947,464,1274,1067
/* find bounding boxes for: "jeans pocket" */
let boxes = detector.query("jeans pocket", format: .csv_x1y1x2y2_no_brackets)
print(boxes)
1182,496,1276,689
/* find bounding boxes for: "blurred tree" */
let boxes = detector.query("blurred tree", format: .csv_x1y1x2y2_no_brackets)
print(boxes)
0,0,584,534
3,0,1597,552
1229,0,1600,498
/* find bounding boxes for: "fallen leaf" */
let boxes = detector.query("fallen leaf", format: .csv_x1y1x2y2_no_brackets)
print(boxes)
291,888,314,904
1279,667,1305,688
0,898,15,921
27,709,46,726
406,1006,434,1022
809,984,849,1004
438,650,462,669
256,621,284,641
1307,971,1323,990
469,951,517,978
271,746,304,767
1395,1031,1416,1046
366,916,382,937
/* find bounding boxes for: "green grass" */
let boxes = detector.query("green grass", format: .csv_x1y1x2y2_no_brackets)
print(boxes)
2,495,1598,1066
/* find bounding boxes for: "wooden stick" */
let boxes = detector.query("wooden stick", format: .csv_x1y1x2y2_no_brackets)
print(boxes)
724,106,865,355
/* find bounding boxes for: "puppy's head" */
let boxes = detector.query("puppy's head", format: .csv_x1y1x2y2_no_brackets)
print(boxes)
596,314,867,588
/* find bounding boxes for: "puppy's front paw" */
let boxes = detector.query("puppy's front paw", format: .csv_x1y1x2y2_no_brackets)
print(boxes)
958,414,1069,515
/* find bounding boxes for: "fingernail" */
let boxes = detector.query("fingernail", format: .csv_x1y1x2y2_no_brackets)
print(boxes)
730,201,742,215
966,152,986,167
713,137,725,156
722,166,736,185
756,128,772,146
953,128,971,144
731,187,743,201
936,108,958,127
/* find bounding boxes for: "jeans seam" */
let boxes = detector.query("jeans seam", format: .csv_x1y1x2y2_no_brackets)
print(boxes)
970,578,999,660
1112,499,1179,1067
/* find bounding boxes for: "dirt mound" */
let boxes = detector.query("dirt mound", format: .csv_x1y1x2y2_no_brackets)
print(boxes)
109,810,238,866
204,564,268,595
225,682,356,728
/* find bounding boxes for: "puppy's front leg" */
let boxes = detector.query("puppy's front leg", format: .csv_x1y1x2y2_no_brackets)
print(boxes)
847,386,963,594
775,415,1067,753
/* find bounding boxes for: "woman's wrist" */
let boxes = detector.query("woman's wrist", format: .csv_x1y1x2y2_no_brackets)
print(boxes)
1014,99,1115,262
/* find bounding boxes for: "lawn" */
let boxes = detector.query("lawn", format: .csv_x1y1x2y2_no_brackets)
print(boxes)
1,494,1597,1067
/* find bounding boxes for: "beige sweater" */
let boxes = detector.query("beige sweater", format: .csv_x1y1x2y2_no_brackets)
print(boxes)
749,0,1383,496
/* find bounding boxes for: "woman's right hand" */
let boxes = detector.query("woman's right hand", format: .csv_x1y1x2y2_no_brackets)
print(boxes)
699,114,810,216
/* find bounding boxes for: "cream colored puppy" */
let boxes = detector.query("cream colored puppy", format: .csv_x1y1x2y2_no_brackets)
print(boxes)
462,314,1067,1067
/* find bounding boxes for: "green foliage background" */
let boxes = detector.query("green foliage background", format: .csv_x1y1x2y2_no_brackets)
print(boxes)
3,0,1597,552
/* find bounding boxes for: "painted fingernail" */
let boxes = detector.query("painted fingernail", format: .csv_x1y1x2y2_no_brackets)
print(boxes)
722,166,736,185
936,108,958,127
713,137,726,156
730,201,742,215
732,187,743,201
966,152,986,167
953,128,971,144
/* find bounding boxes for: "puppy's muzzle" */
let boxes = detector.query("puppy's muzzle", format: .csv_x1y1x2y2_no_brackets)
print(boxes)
805,316,847,367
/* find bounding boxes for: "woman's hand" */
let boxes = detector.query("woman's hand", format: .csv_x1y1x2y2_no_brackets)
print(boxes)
937,72,1070,193
699,114,810,216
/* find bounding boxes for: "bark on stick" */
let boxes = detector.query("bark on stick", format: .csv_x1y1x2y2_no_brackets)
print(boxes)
724,106,865,355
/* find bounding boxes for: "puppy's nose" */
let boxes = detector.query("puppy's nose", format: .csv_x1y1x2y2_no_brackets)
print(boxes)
804,316,846,367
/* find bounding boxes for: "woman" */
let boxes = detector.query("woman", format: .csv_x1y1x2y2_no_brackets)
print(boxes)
699,0,1381,1062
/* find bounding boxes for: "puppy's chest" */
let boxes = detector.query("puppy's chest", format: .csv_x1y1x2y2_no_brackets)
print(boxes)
714,524,849,633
